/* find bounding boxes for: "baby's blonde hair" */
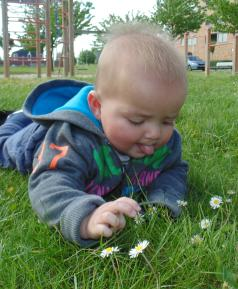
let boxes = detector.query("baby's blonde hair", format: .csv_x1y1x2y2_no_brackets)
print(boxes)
96,22,187,89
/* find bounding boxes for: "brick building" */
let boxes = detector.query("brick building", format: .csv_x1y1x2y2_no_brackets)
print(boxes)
175,23,234,62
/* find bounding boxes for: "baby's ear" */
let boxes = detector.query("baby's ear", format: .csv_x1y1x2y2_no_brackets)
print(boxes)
87,90,101,120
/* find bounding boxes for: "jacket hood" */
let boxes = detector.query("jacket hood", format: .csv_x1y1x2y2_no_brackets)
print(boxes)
23,79,103,135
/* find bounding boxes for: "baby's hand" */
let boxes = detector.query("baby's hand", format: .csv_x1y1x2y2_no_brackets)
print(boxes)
80,197,141,240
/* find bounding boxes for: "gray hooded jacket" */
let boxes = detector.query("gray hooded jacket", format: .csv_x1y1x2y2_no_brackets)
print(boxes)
1,79,188,247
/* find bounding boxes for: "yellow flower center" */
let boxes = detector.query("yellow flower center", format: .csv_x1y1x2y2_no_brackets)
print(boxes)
213,199,220,205
105,247,113,253
135,245,143,252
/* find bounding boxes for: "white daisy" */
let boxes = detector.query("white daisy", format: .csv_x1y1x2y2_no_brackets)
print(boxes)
225,198,232,203
209,196,223,209
227,190,236,195
200,218,211,229
100,246,120,258
191,234,203,245
147,206,158,216
222,281,234,289
134,213,145,224
129,240,149,258
222,281,229,289
177,200,188,207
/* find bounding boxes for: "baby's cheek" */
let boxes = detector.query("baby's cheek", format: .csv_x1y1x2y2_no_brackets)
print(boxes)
111,130,130,144
162,128,174,145
110,129,135,149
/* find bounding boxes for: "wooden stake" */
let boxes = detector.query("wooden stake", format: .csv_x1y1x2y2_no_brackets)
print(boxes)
184,32,188,67
45,0,51,77
2,0,10,78
35,0,41,78
68,0,74,76
205,27,211,76
62,0,69,76
232,34,238,75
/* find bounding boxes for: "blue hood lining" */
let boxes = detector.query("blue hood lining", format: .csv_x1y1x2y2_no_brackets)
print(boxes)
31,82,102,129
32,86,81,115
56,85,102,129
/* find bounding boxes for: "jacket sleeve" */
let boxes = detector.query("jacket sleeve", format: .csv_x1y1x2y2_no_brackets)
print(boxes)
147,130,188,217
28,122,105,247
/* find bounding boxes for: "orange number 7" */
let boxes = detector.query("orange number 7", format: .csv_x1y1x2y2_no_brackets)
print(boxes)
49,143,69,169
32,142,69,173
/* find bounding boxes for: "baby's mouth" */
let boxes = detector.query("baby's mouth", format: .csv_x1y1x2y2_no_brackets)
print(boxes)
137,144,155,155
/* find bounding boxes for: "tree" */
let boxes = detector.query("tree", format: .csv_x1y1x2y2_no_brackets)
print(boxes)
18,1,94,68
18,21,45,54
79,49,96,64
206,0,238,34
73,1,94,36
0,34,17,51
152,0,205,38
92,11,150,53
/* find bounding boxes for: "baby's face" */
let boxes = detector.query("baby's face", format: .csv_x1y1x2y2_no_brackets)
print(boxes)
93,73,186,158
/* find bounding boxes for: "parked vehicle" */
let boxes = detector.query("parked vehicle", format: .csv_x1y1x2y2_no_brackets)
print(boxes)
216,61,232,69
187,55,205,71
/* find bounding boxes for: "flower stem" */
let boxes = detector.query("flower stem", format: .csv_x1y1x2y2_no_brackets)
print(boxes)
142,253,160,289
111,257,122,289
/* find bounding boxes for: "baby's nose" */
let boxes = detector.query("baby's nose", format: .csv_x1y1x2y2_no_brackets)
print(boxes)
145,125,161,140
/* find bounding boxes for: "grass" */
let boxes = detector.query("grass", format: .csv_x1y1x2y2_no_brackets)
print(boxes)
0,65,47,75
0,70,238,288
0,64,97,79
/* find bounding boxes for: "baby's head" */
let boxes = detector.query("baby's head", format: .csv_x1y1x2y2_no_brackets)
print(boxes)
88,22,187,158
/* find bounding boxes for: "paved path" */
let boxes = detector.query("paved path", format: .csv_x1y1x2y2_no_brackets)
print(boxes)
0,73,95,79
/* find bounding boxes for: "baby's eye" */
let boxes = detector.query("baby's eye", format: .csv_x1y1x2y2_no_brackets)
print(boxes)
128,119,144,125
163,120,175,126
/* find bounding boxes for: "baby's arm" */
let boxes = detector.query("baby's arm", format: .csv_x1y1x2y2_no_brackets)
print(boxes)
29,122,141,247
80,197,141,239
147,130,188,217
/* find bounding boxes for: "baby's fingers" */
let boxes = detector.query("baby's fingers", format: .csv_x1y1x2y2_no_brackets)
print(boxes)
112,199,140,218
100,211,120,228
96,224,113,238
117,197,141,211
117,213,126,230
100,212,126,232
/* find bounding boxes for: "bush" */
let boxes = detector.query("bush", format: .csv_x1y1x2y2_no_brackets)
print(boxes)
78,50,96,64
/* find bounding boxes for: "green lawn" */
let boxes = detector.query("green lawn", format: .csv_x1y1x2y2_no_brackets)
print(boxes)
0,71,238,288
0,64,97,78
0,65,47,75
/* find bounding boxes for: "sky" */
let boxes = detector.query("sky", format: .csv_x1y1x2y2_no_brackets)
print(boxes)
0,0,156,58
74,0,156,57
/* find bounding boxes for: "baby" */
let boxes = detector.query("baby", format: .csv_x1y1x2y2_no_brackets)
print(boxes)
0,23,188,247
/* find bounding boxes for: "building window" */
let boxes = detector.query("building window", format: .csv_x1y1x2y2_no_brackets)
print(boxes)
211,33,217,43
188,38,197,46
217,33,228,43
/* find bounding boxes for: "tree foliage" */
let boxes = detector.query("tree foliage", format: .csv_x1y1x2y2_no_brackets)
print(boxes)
152,0,205,38
206,0,238,34
0,34,17,51
73,1,94,36
93,12,150,52
78,49,96,64
17,1,94,59
18,21,45,54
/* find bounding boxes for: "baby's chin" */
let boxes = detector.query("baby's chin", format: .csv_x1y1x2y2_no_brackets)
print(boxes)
113,144,155,158
113,148,140,158
122,149,149,159
126,144,156,158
